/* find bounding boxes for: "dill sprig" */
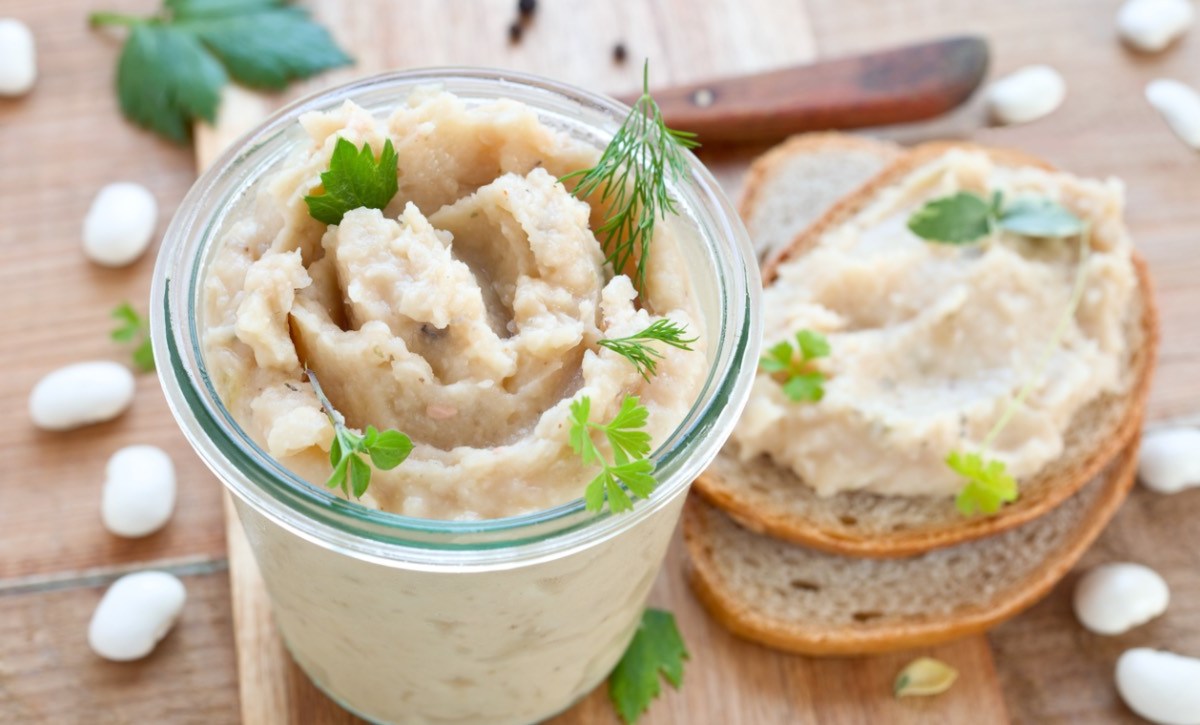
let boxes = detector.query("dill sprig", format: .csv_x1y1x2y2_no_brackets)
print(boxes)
598,319,697,381
562,62,699,291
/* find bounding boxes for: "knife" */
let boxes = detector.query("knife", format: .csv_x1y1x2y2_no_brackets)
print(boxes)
619,36,989,144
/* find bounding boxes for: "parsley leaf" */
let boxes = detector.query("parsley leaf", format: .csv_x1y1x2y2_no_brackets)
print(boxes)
91,0,352,144
308,370,413,498
569,395,658,513
304,137,400,225
908,190,1084,244
947,451,1018,515
906,191,995,244
110,302,155,373
609,608,688,724
597,319,697,381
998,197,1086,238
116,24,226,144
175,6,352,91
760,329,830,403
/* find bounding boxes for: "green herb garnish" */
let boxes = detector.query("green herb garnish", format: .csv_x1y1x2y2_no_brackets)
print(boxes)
597,319,697,381
609,608,688,724
303,137,399,225
908,192,1090,515
111,302,154,373
307,370,412,498
562,62,698,291
907,190,1083,244
568,395,656,513
90,0,352,144
760,329,830,402
947,451,1018,515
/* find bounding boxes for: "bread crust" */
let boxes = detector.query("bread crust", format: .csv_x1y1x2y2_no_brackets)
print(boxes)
738,132,901,248
695,142,1160,557
683,438,1141,656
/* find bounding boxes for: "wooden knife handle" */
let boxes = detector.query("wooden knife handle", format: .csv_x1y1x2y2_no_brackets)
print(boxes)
622,36,989,144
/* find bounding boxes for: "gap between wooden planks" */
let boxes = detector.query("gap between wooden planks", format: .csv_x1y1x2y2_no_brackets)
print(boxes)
192,84,1009,724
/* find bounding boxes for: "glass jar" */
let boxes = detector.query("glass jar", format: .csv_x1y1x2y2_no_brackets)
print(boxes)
152,68,760,725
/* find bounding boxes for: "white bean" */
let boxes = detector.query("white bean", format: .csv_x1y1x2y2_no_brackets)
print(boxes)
87,571,187,662
28,361,135,431
1073,563,1169,635
0,19,36,96
102,446,176,538
1118,0,1195,53
1146,79,1200,150
1140,427,1200,493
987,65,1067,125
1116,649,1200,725
82,183,159,267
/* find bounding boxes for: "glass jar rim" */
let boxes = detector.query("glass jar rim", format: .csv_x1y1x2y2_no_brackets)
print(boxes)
152,67,761,565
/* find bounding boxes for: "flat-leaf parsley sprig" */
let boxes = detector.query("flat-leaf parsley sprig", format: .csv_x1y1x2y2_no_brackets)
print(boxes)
306,370,413,499
561,62,699,291
760,329,830,403
908,191,1089,515
110,302,155,373
598,319,697,381
90,0,352,144
907,189,1084,245
608,608,688,724
303,137,400,225
568,395,657,513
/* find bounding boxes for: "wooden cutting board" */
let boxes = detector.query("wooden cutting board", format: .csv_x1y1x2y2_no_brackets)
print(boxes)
190,10,1010,724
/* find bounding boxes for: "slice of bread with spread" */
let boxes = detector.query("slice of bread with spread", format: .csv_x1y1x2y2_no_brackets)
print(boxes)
683,437,1140,656
695,141,1159,558
739,133,900,262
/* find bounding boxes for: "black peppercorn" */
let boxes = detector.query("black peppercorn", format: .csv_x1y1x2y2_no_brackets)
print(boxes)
517,0,536,18
613,42,627,63
508,21,522,44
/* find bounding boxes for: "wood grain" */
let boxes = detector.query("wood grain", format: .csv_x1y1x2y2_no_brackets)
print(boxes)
0,570,239,723
0,0,1198,723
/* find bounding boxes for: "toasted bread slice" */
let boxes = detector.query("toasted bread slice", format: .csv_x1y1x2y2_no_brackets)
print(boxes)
684,437,1140,656
739,133,900,262
696,143,1159,558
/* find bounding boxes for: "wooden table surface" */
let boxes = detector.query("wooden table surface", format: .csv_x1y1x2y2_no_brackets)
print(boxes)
1,1,1198,723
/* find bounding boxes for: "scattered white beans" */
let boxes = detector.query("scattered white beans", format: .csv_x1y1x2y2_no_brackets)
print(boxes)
1139,427,1200,493
82,183,159,267
1116,649,1200,725
0,19,36,96
1146,79,1200,150
1118,0,1195,53
101,446,176,538
1074,563,1170,635
987,65,1067,125
28,361,134,431
88,571,186,662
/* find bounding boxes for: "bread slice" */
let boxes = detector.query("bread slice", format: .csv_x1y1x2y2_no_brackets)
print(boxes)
696,143,1160,558
684,436,1140,656
738,133,900,262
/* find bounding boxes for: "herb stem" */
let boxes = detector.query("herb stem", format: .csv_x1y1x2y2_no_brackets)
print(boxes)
89,12,146,28
980,228,1093,451
305,369,346,428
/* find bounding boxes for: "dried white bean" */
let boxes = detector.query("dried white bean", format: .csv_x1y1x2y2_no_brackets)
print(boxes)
1146,79,1200,150
0,19,36,96
88,572,186,662
1118,0,1195,53
82,183,159,267
987,65,1067,125
28,361,135,431
102,446,176,538
1140,427,1200,493
1073,563,1169,635
1116,649,1200,725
